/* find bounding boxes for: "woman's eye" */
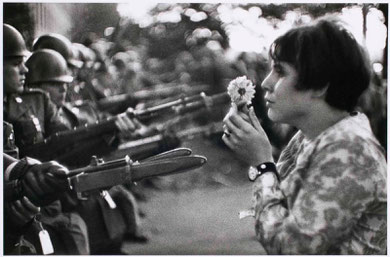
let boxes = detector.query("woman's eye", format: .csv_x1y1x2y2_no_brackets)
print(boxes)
272,63,285,76
274,67,285,76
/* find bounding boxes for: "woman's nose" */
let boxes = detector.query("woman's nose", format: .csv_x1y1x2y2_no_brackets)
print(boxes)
261,73,274,92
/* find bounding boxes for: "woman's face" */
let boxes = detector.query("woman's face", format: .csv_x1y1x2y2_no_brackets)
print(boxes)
261,60,313,126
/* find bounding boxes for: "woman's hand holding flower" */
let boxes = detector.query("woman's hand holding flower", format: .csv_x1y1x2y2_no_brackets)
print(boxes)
222,103,273,166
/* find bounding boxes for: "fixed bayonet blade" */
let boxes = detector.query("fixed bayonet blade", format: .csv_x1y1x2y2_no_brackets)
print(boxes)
69,155,207,193
132,155,207,181
70,164,132,193
141,148,192,162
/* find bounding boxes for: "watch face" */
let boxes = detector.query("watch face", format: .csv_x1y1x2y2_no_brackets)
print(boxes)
248,167,258,181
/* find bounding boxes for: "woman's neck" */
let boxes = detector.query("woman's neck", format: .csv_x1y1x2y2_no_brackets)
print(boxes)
297,104,349,140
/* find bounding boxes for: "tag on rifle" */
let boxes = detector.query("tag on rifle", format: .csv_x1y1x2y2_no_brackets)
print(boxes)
39,230,54,255
101,190,117,209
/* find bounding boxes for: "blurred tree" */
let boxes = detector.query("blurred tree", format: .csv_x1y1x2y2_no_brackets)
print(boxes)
377,3,388,80
143,3,229,59
70,3,120,44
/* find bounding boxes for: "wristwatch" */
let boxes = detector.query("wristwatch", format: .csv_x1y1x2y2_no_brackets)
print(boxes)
248,162,279,182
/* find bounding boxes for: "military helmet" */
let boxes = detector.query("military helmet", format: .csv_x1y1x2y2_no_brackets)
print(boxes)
26,49,73,85
33,33,83,68
4,24,28,58
112,52,130,69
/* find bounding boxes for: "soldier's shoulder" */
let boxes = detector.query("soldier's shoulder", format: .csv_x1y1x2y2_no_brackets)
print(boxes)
20,88,51,101
21,88,49,97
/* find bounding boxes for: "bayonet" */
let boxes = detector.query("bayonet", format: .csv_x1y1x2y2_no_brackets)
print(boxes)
68,151,207,195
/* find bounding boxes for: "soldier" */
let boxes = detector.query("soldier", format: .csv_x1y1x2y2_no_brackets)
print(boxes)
72,42,101,101
3,25,69,156
33,33,115,103
25,44,148,254
3,23,90,255
25,48,147,165
111,51,139,95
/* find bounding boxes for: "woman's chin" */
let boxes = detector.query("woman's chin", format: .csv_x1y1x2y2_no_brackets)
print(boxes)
267,110,279,122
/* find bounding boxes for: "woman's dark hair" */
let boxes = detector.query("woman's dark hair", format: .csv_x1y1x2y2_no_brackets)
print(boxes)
269,18,371,112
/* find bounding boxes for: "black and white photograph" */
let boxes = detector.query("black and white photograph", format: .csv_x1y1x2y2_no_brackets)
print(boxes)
2,2,388,255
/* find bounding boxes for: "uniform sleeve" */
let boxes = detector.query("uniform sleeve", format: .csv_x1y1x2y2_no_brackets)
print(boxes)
43,93,70,135
4,153,18,181
252,139,381,254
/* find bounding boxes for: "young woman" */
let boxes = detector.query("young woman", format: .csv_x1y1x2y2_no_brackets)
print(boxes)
222,18,387,254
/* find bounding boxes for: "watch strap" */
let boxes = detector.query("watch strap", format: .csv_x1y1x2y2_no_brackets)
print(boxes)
256,162,280,181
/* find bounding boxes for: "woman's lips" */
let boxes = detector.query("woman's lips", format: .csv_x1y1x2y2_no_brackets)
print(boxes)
265,98,274,108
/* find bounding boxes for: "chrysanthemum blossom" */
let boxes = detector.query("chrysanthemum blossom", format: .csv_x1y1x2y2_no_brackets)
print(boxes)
227,76,256,104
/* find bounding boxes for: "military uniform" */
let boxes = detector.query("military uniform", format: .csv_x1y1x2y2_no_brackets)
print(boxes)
4,121,19,158
63,101,102,127
4,89,70,157
3,89,90,255
3,154,90,255
23,40,143,252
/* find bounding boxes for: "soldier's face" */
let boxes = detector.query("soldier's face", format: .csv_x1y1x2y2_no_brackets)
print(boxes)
4,57,28,94
40,82,68,106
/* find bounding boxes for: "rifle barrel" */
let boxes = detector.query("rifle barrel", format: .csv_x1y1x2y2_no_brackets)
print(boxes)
97,84,210,113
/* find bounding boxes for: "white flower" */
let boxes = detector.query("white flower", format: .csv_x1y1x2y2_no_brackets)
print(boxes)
227,75,256,104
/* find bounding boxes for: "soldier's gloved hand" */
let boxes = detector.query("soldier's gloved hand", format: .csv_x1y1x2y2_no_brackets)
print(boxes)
115,110,139,138
21,161,71,206
132,120,159,138
116,108,157,138
5,197,40,228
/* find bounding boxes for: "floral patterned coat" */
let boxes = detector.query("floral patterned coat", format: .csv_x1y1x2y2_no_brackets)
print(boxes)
252,112,387,254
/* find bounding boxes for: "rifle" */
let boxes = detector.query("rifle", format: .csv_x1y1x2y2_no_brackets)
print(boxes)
104,122,224,161
21,92,229,161
96,83,210,114
6,148,207,202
